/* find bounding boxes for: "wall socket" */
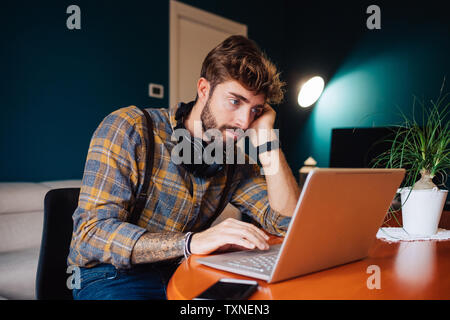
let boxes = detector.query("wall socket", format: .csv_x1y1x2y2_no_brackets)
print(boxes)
149,83,164,99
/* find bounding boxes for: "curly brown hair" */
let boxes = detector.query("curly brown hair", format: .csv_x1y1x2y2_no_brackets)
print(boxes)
200,35,285,105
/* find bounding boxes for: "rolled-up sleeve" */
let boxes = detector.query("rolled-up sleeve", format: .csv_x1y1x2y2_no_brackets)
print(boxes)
230,164,291,236
68,107,148,269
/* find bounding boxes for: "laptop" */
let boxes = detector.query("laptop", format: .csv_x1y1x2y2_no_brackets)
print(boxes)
196,168,405,283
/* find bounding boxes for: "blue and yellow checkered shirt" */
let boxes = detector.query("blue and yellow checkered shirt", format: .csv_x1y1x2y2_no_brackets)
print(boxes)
67,105,291,269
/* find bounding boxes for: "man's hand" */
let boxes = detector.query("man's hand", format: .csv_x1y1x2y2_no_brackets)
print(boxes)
249,103,276,131
247,104,277,147
190,218,270,255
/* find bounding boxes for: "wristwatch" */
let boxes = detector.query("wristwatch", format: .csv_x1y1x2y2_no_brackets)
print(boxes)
256,140,280,154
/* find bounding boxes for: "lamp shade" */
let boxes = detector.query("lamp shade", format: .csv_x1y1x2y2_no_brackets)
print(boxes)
297,76,325,108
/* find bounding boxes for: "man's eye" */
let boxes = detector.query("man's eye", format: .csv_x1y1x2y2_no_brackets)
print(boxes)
230,99,239,106
252,108,263,115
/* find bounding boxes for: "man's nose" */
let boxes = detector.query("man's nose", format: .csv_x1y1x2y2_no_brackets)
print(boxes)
235,109,252,130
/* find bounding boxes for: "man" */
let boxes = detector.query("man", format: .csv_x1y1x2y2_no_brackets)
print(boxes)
68,35,300,299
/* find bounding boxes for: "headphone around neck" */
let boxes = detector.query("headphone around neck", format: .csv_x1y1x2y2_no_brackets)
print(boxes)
173,101,226,178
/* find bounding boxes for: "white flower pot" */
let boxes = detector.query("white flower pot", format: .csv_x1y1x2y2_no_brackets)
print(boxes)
399,187,448,236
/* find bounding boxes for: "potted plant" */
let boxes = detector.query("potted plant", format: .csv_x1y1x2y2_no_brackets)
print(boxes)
373,81,449,236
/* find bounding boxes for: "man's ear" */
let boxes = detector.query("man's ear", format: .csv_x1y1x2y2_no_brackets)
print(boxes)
196,77,210,103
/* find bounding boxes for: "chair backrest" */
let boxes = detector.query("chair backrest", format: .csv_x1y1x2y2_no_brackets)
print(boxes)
35,188,80,300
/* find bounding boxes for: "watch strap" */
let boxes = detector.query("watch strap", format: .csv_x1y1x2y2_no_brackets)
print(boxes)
256,140,280,154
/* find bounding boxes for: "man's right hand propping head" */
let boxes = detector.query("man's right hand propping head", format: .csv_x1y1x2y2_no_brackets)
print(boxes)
190,218,270,255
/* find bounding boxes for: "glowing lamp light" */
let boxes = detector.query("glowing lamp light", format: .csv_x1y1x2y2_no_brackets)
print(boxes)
297,76,325,108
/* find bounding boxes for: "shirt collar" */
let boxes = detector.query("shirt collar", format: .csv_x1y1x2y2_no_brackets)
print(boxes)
168,103,181,132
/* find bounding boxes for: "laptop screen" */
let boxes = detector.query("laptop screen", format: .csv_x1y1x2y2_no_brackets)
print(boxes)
329,127,449,209
329,127,395,168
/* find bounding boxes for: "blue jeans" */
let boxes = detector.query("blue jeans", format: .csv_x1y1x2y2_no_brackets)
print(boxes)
72,260,179,300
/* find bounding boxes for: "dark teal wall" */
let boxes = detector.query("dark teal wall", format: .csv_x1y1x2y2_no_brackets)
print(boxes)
297,23,450,167
1,0,170,181
279,1,450,173
0,0,286,182
1,1,449,182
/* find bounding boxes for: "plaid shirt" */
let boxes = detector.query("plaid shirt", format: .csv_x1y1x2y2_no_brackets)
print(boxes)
67,105,291,269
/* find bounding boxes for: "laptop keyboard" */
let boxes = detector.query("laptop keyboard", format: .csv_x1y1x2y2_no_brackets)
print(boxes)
226,253,278,274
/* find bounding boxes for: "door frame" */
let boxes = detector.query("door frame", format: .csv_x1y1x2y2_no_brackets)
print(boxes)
169,0,247,108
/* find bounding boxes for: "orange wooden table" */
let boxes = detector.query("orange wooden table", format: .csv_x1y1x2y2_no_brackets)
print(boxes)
167,211,450,300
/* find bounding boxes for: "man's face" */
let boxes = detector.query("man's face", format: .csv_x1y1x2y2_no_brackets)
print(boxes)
200,80,265,142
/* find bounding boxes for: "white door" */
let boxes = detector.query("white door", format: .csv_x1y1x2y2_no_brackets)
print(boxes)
170,1,246,224
169,0,248,109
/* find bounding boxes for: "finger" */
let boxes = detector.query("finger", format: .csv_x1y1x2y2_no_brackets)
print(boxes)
264,103,275,113
225,226,268,250
220,219,268,245
191,230,255,254
232,219,270,241
223,218,267,239
225,220,269,249
222,234,256,250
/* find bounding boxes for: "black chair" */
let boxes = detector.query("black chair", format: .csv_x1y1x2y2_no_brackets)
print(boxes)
35,188,80,300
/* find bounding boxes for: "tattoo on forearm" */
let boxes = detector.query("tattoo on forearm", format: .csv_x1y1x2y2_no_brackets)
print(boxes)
131,232,185,264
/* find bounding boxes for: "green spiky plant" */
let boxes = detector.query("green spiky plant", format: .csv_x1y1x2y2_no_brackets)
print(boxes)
372,79,450,227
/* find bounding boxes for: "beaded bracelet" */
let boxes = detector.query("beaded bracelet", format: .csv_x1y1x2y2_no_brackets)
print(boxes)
183,232,194,259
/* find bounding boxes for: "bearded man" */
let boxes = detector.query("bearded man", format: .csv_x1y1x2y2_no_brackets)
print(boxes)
68,35,300,300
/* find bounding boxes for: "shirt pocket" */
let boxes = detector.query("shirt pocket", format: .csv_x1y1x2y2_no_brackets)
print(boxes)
142,181,193,232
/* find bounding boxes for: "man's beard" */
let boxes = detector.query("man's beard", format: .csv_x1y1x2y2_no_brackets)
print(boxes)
199,96,244,163
200,96,240,138
200,96,218,132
